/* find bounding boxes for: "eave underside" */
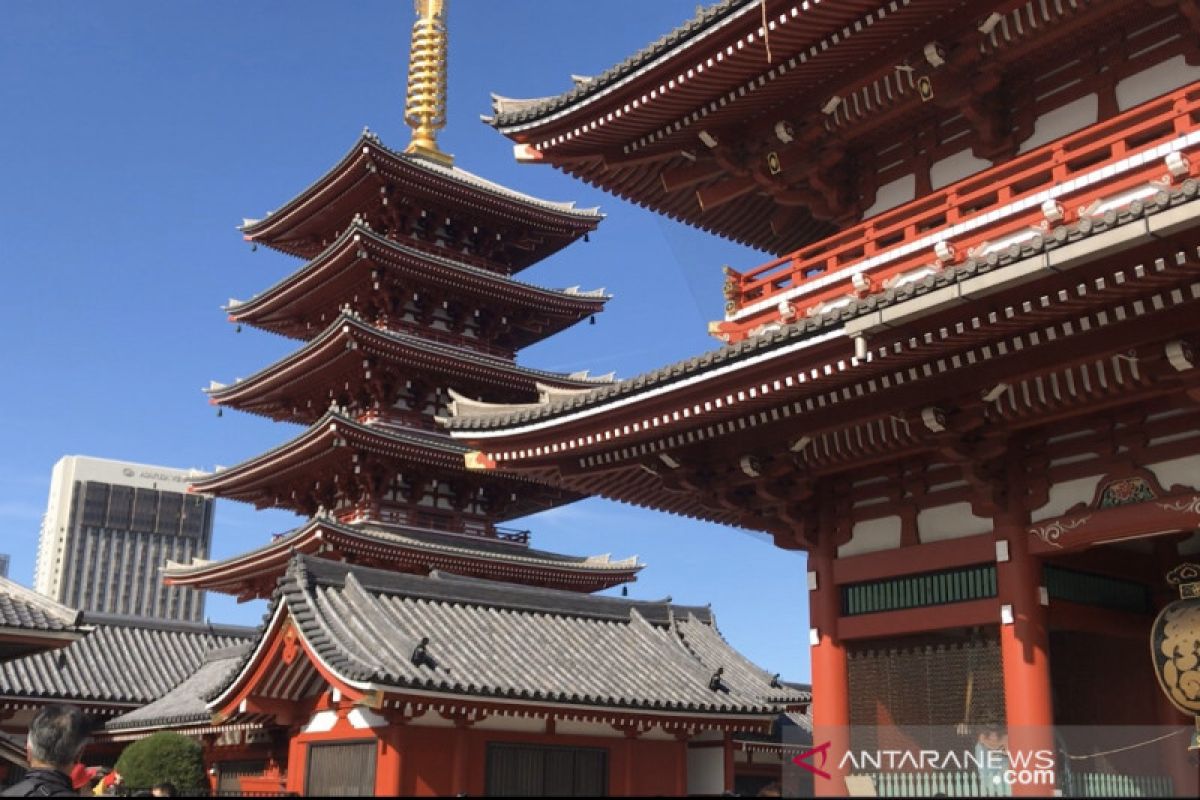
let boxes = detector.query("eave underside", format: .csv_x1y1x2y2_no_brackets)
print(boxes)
500,0,1174,255
459,228,1200,541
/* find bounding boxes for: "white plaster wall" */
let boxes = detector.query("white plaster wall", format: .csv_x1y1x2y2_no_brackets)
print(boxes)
863,173,916,218
930,149,991,190
838,516,903,557
472,715,545,733
554,719,621,738
408,709,454,728
686,747,726,796
1030,476,1104,522
347,708,388,729
1018,94,1098,153
917,502,991,542
303,710,339,734
1146,454,1200,493
1116,55,1200,111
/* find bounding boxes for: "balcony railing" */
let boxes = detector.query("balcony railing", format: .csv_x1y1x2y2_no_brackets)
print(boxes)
713,81,1200,343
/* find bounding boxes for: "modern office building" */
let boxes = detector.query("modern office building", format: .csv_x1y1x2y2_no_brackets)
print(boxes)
34,456,213,622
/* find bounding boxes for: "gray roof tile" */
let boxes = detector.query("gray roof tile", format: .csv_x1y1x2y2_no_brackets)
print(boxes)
105,645,252,731
224,556,803,715
0,616,255,707
0,577,80,632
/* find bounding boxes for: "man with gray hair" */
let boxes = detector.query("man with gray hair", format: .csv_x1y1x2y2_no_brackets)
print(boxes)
2,704,88,797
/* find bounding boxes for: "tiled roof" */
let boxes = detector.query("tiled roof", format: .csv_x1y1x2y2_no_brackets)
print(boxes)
0,576,80,632
446,183,1200,431
224,555,803,715
208,312,614,406
241,132,602,239
105,644,251,731
228,223,610,321
164,516,641,579
0,615,255,708
489,0,750,128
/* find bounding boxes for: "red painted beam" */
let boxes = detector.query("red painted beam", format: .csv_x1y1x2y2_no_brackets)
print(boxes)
1027,492,1200,556
1047,599,1151,639
838,598,996,640
832,534,995,585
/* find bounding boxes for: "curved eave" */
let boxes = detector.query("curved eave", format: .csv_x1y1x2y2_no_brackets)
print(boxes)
190,413,468,500
241,134,602,262
207,314,611,419
490,0,765,133
228,225,610,345
164,520,642,595
490,0,884,140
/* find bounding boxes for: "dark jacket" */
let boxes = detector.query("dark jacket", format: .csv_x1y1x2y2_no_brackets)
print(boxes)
1,768,77,797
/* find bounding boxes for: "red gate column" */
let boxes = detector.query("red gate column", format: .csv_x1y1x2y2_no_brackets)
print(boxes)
995,510,1056,797
809,537,850,797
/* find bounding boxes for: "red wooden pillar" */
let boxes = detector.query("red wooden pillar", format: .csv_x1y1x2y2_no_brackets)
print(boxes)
995,510,1056,797
723,731,735,794
376,722,406,796
675,734,689,796
451,721,470,796
615,727,638,797
809,539,850,797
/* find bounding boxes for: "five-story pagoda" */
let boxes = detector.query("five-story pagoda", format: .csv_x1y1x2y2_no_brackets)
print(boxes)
165,0,640,600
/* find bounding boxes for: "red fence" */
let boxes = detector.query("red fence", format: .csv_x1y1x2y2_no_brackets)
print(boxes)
714,82,1200,343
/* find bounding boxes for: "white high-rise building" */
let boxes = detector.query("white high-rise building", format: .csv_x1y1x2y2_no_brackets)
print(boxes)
34,456,213,622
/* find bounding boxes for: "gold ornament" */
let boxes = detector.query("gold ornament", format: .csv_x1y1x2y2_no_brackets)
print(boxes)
1150,562,1200,749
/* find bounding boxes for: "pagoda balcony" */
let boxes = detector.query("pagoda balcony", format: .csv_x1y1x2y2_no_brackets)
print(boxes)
335,503,531,546
713,82,1200,344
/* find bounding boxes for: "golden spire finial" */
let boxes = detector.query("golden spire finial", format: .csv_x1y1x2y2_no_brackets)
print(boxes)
404,0,453,165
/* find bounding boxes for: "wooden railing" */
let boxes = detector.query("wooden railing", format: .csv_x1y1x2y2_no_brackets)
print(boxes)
714,82,1200,343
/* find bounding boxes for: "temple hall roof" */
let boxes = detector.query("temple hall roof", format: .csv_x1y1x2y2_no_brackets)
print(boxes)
213,555,802,717
105,644,252,734
0,614,255,713
489,0,751,129
445,181,1200,433
0,576,80,634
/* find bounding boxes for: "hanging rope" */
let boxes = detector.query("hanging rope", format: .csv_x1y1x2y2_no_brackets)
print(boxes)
761,0,773,63
1062,729,1187,761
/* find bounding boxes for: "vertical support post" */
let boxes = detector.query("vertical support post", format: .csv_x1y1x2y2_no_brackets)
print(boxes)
621,730,637,796
376,721,406,796
995,509,1056,797
451,721,470,797
676,734,690,796
723,731,736,794
810,537,850,797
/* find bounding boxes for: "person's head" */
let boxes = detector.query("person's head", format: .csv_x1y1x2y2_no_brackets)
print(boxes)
150,783,176,798
26,704,89,772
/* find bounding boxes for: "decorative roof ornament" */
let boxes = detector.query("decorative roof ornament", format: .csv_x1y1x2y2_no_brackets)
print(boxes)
404,0,453,166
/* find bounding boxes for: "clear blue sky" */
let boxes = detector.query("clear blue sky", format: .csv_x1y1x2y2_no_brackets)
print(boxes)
0,1,810,681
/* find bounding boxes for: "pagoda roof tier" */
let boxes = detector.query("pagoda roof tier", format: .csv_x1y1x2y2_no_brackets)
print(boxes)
209,556,802,724
163,516,641,600
207,312,613,424
227,224,609,349
240,131,602,271
488,0,1168,255
448,184,1200,538
191,412,582,521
